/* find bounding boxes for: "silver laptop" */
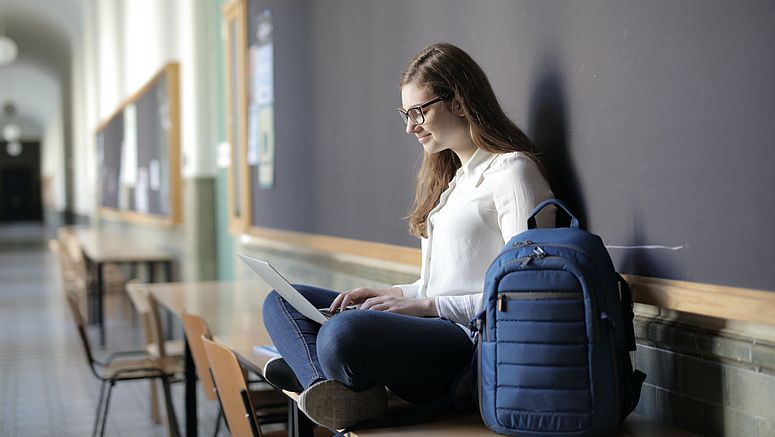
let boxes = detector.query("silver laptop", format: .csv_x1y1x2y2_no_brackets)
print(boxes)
237,253,352,324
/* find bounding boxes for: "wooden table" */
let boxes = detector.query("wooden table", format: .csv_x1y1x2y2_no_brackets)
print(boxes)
140,280,697,437
77,229,175,346
136,280,273,437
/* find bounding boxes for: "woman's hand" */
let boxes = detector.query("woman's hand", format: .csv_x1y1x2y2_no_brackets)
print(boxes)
328,286,403,313
360,295,438,318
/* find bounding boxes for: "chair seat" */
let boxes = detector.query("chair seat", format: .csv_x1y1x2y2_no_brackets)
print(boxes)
99,356,184,381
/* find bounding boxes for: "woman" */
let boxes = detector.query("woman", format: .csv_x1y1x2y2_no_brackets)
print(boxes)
262,42,555,430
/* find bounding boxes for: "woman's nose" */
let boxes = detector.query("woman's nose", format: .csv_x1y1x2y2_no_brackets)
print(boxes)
405,118,419,134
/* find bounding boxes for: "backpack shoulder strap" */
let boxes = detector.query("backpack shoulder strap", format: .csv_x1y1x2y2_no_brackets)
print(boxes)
617,274,637,351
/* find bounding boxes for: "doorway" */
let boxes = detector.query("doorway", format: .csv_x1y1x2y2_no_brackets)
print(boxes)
0,141,42,223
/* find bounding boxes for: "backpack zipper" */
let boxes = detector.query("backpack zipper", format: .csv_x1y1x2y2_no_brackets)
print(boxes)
497,290,583,312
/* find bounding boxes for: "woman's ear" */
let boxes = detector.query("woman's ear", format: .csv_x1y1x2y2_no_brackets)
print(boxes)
451,98,465,117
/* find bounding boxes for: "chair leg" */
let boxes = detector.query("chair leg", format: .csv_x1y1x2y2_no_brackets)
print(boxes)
160,376,181,437
213,406,223,437
150,379,162,424
99,381,116,437
92,381,108,437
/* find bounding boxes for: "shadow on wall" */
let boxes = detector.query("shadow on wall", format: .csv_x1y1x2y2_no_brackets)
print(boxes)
527,58,587,228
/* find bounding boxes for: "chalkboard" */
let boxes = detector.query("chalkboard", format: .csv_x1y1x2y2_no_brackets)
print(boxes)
96,63,181,224
241,0,775,291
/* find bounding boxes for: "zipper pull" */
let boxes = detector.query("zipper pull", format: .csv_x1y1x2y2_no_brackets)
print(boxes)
532,246,546,258
498,294,508,312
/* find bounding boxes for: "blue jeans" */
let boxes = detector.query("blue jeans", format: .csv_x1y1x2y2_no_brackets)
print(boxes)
262,284,474,404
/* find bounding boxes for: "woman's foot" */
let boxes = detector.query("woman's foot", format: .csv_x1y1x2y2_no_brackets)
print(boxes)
297,379,388,430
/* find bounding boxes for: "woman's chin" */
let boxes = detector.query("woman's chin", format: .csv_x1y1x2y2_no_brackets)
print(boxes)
422,142,444,155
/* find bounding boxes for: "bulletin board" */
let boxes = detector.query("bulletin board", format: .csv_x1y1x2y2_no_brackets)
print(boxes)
95,63,181,225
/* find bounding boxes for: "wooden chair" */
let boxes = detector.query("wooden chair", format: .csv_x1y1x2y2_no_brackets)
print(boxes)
126,281,185,425
54,230,89,318
202,337,291,437
56,226,127,318
181,312,288,436
65,292,182,437
180,312,223,435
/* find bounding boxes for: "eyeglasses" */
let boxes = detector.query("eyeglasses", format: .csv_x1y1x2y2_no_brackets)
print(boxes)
397,94,451,126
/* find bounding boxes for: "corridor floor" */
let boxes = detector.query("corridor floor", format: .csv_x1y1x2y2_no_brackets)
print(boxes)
0,223,221,436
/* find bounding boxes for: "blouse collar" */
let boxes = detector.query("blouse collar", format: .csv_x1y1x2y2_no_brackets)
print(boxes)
458,148,499,185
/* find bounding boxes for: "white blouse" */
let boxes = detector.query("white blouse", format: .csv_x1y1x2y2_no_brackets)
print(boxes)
395,148,555,327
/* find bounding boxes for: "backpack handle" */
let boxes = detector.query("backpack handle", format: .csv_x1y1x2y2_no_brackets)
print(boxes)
527,198,580,229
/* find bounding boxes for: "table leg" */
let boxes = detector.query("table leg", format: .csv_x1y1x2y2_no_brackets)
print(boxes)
163,261,174,339
184,337,198,437
289,401,315,437
83,254,95,323
97,261,105,347
164,260,173,282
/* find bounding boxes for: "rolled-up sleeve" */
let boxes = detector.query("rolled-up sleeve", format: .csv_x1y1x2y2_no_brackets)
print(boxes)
394,278,421,298
436,293,483,325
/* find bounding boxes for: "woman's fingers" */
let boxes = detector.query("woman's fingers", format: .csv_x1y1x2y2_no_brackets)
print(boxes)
328,293,346,313
359,295,387,310
330,288,371,313
368,303,393,312
338,291,359,312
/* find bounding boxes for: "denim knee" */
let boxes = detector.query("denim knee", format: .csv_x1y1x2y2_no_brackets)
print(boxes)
262,290,283,321
317,311,375,389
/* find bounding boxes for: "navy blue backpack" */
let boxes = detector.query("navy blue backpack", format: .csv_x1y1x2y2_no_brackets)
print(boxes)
470,199,646,436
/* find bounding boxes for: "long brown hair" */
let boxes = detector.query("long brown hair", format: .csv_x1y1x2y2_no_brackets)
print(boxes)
401,42,549,238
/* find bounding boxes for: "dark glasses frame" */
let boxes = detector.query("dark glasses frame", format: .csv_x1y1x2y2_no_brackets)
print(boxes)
397,94,451,125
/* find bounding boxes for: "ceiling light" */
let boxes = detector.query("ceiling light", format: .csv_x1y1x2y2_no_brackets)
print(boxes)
3,123,21,142
6,140,22,157
0,35,17,66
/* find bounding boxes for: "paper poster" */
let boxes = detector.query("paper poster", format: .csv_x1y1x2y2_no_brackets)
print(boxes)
257,106,274,188
121,104,138,187
149,159,160,191
135,167,149,213
247,105,260,166
253,43,273,106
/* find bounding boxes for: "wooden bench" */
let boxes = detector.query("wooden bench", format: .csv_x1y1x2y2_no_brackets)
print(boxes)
228,335,698,437
143,280,699,437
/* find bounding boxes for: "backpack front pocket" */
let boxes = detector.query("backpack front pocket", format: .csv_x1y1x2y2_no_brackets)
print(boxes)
493,270,593,433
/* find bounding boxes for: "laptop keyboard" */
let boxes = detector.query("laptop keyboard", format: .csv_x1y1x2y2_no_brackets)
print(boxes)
318,305,358,318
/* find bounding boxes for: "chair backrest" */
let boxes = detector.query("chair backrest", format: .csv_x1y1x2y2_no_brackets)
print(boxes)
57,227,87,279
146,291,168,357
127,282,168,358
64,292,100,377
180,313,218,401
202,336,261,437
